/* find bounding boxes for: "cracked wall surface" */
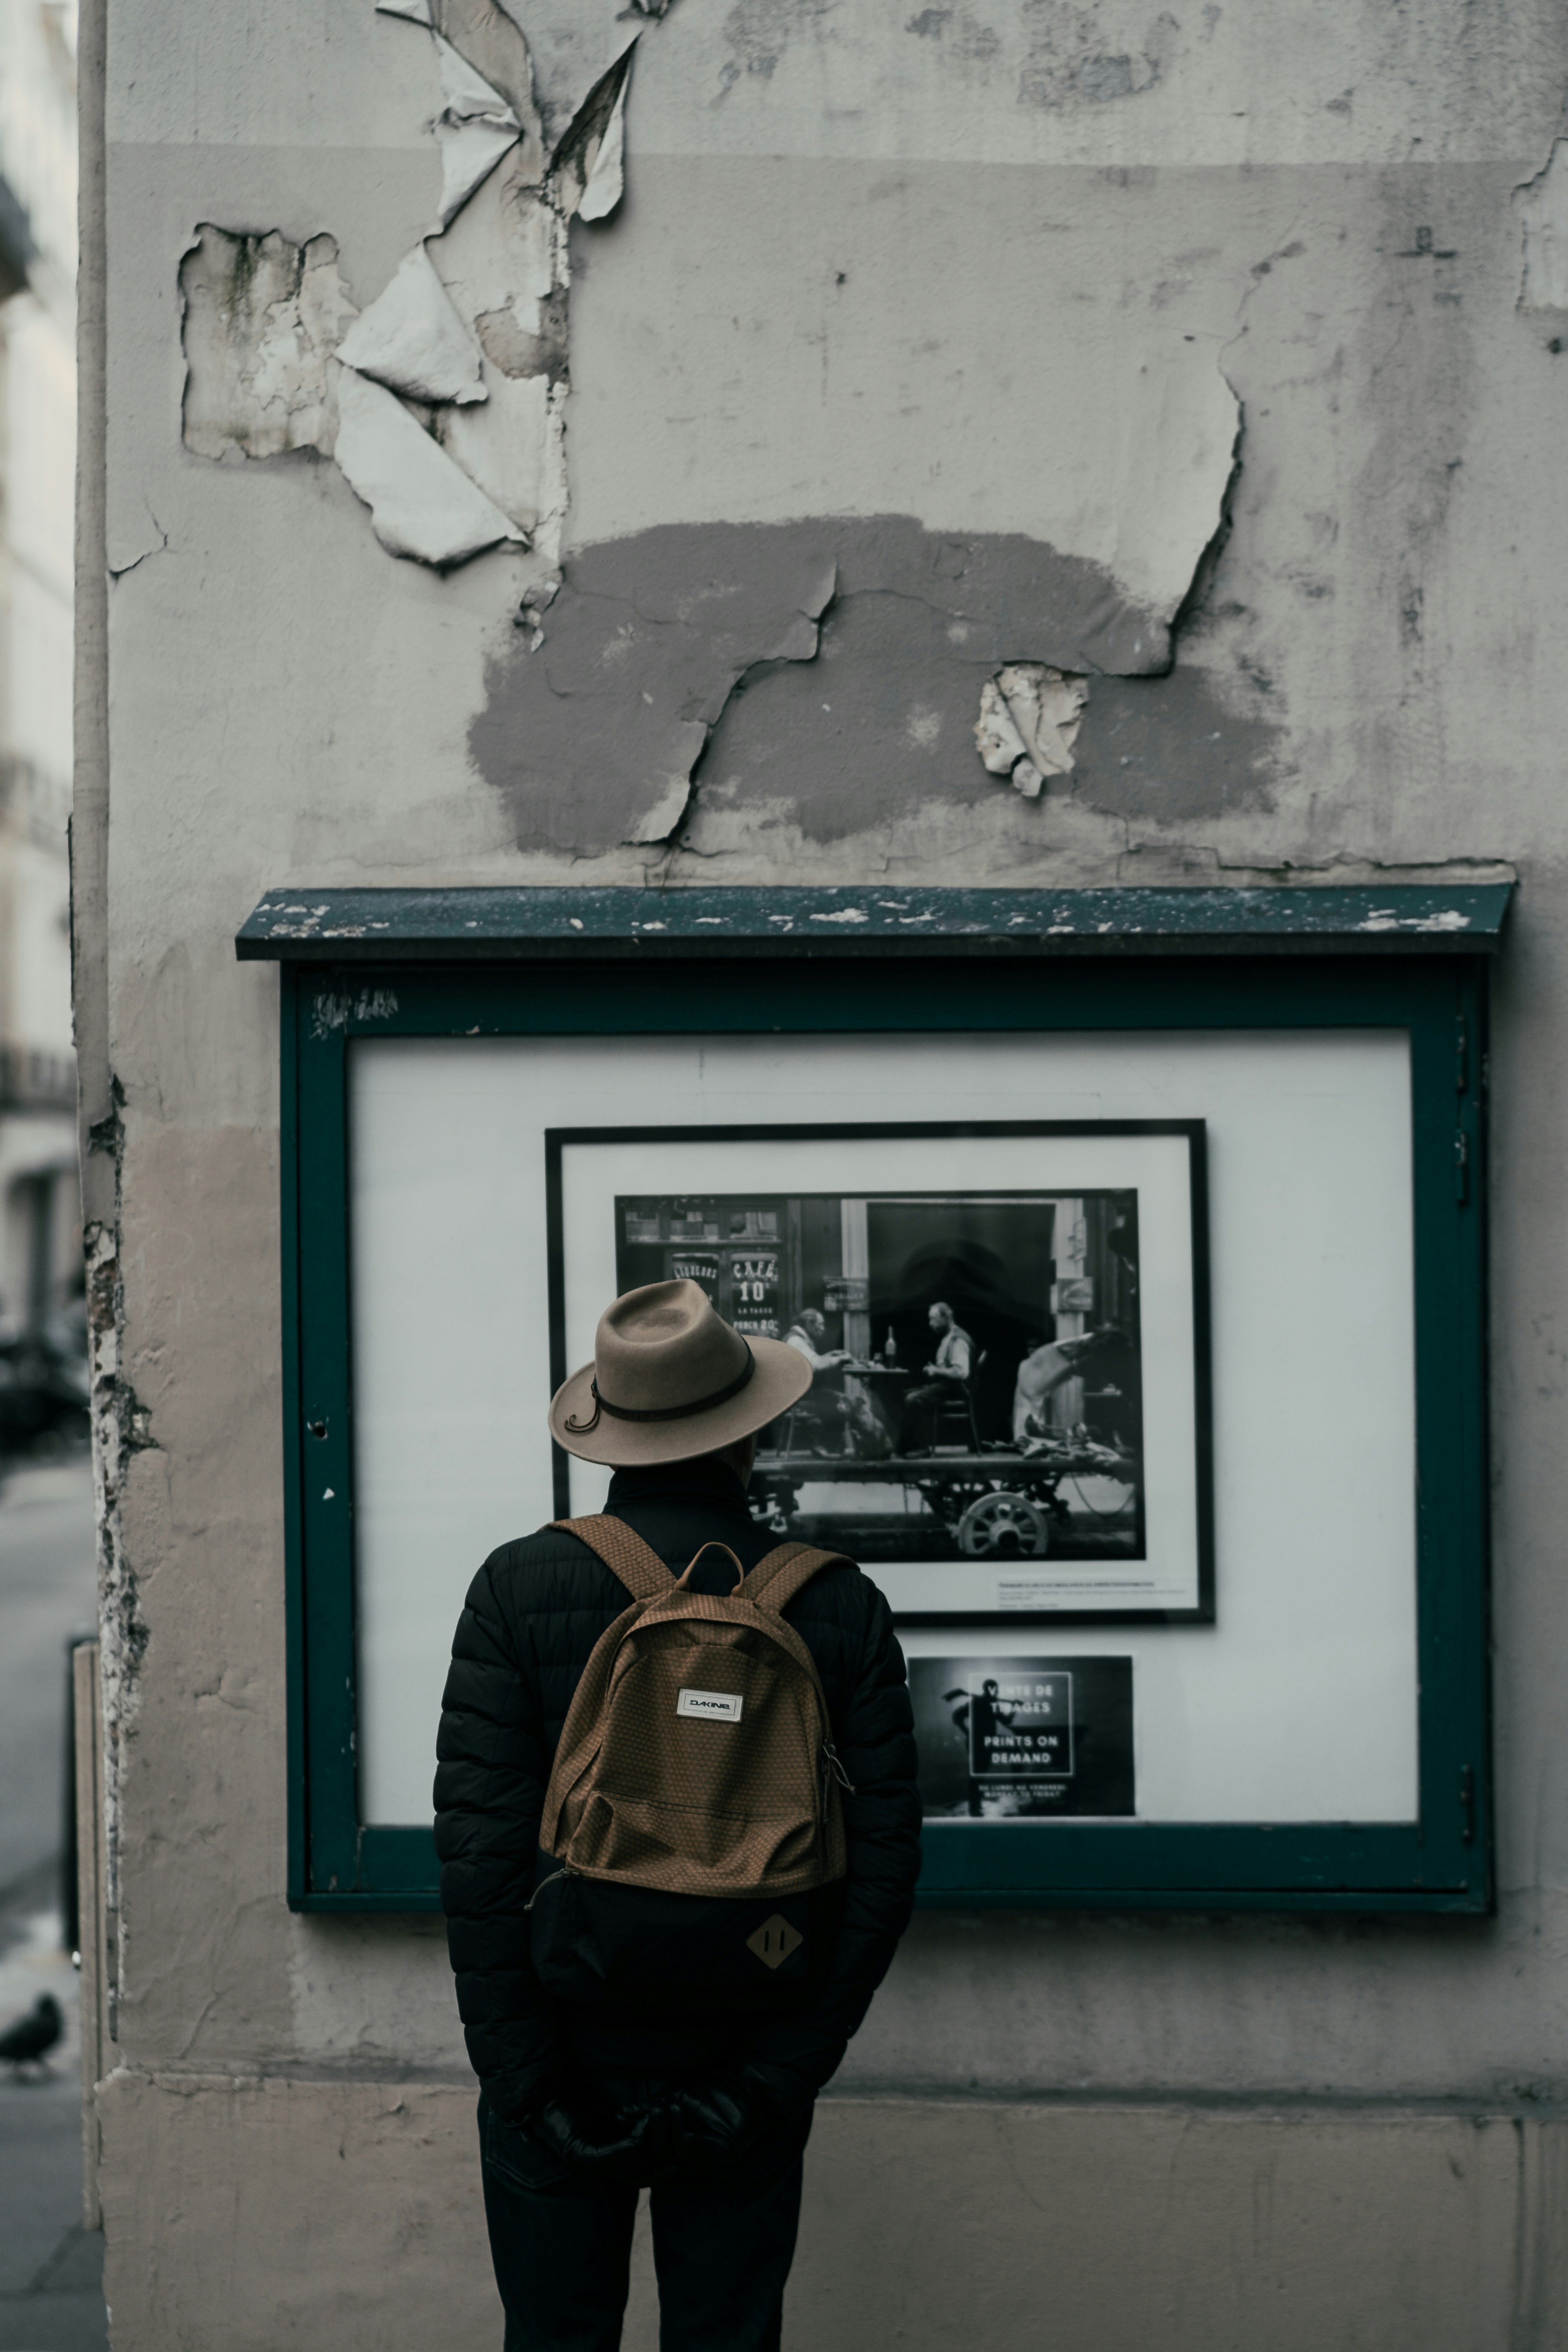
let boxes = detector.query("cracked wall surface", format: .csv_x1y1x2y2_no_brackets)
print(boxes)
470,516,1274,851
89,0,1568,2338
1518,137,1568,309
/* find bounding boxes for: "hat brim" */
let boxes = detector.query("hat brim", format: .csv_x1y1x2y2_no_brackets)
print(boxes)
549,1335,815,1467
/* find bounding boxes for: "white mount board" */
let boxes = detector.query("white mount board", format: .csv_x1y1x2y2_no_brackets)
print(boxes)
349,1029,1416,1828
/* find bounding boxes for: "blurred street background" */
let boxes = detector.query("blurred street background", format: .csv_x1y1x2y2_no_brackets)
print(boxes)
0,0,101,2343
0,1461,103,2352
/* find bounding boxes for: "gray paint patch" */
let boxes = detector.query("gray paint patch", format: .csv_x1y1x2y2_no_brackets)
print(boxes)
470,516,1178,852
470,524,836,851
1062,665,1277,825
692,594,1274,843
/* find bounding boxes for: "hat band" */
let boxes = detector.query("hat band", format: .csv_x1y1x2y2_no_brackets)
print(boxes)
564,1344,755,1434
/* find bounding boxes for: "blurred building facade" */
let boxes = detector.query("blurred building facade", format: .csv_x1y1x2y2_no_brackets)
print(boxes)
0,0,79,1385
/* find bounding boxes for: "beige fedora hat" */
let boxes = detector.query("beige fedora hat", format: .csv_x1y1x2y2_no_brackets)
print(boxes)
550,1279,813,1467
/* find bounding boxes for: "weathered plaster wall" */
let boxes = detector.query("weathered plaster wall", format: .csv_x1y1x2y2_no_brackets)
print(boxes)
96,2080,1568,2352
86,0,1568,2337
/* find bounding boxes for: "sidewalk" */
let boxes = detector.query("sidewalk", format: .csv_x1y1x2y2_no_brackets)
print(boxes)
0,1878,106,2350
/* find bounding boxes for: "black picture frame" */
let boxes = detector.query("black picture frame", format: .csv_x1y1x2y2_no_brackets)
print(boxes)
545,1120,1214,1626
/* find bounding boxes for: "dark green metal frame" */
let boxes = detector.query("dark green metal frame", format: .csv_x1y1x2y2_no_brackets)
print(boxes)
278,947,1491,1916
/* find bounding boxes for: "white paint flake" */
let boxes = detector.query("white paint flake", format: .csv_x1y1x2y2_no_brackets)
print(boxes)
975,665,1090,798
332,366,525,565
435,372,561,538
335,244,486,405
433,36,523,225
1357,907,1471,934
550,42,638,224
576,73,629,222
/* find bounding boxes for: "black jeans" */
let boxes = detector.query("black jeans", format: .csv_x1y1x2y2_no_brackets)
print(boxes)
479,2094,811,2352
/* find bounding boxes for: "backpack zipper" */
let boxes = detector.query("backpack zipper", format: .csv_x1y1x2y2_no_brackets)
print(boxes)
524,1863,577,1913
822,1740,856,1795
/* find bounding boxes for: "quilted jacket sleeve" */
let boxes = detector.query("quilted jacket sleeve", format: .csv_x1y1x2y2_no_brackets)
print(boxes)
742,1578,922,2104
433,1549,563,2124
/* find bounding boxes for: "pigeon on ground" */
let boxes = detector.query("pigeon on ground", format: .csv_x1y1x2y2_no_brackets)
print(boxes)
0,1992,63,2073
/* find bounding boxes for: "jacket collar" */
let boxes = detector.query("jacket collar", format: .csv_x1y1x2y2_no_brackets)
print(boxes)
606,1456,750,1512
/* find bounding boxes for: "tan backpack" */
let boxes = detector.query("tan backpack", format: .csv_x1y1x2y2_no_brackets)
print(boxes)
537,1515,855,1903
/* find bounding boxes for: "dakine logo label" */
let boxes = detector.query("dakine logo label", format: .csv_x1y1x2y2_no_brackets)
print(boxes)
677,1688,744,1722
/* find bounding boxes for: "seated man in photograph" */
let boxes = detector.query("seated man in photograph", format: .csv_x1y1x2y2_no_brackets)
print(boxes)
782,1307,853,1454
898,1300,974,1453
783,1310,896,1459
784,1306,851,1378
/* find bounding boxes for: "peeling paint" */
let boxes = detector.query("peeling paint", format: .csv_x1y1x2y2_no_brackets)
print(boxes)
84,1078,158,2047
334,244,486,405
427,149,564,358
974,665,1089,798
333,366,524,564
429,0,546,158
575,71,629,220
551,45,636,223
179,228,357,461
1356,907,1470,935
434,369,560,542
424,149,570,547
432,35,525,225
180,6,658,573
475,287,568,380
471,516,1233,853
471,522,846,847
311,987,401,1038
1518,139,1568,311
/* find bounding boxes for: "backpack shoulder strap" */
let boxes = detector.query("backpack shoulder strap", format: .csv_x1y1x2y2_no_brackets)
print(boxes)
550,1513,675,1603
739,1540,856,1616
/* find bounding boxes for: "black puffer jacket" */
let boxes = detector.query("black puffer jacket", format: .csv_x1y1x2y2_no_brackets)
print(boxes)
435,1457,922,2125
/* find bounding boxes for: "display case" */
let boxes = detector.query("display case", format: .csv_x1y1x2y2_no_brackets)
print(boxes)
238,883,1507,1913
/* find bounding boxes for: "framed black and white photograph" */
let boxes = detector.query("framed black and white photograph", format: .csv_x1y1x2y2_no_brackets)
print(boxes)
547,1123,1212,1621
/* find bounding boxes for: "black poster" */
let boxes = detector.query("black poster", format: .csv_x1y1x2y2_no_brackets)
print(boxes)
911,1656,1135,1817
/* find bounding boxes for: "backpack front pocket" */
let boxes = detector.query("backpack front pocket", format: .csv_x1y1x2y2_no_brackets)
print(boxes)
528,1847,846,2013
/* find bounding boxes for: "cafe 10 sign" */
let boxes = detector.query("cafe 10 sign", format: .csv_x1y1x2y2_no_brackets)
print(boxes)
665,1243,782,1337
